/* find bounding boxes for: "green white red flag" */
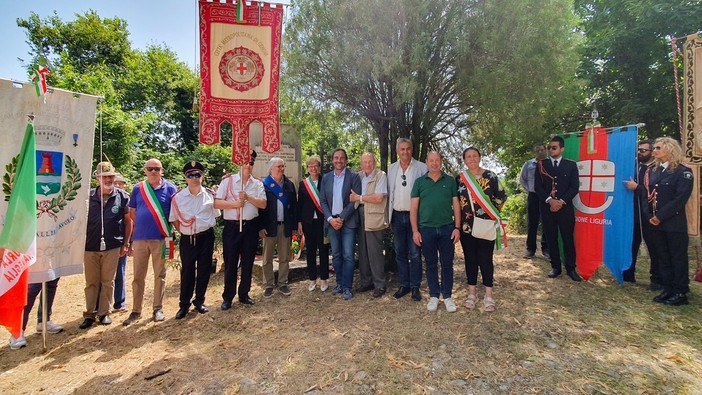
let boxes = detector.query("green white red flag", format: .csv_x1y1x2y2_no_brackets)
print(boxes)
0,123,37,337
32,66,49,97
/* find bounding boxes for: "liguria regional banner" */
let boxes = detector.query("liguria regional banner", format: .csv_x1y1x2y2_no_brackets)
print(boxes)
199,0,283,165
0,79,97,283
562,125,637,283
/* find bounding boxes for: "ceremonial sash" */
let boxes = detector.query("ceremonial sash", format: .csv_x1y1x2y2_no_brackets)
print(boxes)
302,177,323,214
139,181,174,258
264,175,288,207
459,170,508,249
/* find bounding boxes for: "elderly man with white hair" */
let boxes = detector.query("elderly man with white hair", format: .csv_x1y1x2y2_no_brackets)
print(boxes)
259,157,298,298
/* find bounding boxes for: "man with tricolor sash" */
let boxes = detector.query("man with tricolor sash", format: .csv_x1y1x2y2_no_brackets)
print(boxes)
123,158,178,325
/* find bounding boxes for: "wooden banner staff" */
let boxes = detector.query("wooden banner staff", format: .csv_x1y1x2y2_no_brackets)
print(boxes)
555,123,645,138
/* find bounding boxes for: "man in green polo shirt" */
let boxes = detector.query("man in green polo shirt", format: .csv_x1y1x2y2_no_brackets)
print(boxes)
410,151,461,313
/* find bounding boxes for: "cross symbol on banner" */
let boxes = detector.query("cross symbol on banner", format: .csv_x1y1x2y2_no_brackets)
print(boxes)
237,62,248,75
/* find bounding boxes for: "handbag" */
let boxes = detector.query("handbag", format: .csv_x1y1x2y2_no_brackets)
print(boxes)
468,191,497,241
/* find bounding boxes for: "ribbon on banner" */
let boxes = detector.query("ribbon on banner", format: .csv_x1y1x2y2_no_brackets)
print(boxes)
199,0,283,165
459,170,508,249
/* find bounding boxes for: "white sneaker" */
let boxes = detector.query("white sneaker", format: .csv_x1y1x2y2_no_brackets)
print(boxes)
444,298,457,313
427,297,439,312
320,280,328,292
36,320,64,334
308,280,316,292
9,335,27,350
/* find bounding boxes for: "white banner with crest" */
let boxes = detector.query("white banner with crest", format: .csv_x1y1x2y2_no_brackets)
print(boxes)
0,79,97,282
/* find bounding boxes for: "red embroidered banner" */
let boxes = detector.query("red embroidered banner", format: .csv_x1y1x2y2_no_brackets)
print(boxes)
199,0,283,164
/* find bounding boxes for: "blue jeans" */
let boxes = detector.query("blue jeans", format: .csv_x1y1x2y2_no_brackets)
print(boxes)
113,254,127,309
328,224,357,290
419,225,455,298
392,211,422,288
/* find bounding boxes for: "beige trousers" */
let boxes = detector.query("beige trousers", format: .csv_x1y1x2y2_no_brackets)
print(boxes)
131,239,166,314
83,248,121,318
262,224,291,287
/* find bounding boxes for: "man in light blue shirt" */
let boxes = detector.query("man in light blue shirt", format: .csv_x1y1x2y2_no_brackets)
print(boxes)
518,144,549,260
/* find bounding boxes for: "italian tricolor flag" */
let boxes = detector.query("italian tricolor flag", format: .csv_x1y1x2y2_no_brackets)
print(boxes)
0,123,37,337
562,125,637,283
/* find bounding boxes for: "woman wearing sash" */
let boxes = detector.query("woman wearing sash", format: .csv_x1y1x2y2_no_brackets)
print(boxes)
297,156,330,292
456,147,506,312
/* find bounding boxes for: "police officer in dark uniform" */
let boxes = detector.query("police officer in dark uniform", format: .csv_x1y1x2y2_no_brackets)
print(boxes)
535,136,582,281
643,137,694,306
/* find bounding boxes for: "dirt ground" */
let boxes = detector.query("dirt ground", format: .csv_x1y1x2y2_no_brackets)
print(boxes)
1,235,701,394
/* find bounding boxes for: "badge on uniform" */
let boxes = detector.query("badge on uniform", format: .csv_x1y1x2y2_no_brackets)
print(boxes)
279,192,283,197
684,171,693,180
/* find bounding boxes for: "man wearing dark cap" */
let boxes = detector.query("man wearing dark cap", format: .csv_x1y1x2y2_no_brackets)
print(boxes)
80,162,132,329
169,161,221,319
214,152,267,310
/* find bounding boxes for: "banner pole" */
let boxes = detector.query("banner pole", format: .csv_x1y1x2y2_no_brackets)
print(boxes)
239,167,243,232
41,281,47,352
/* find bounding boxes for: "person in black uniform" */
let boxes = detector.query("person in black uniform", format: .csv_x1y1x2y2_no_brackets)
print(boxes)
642,137,693,306
623,140,663,288
535,136,582,281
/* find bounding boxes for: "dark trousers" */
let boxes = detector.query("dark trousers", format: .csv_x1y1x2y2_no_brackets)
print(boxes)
649,228,689,294
23,277,60,331
392,211,423,288
623,218,642,282
625,219,663,284
222,220,259,302
179,228,215,309
302,219,330,281
460,232,495,287
542,204,576,272
526,192,548,253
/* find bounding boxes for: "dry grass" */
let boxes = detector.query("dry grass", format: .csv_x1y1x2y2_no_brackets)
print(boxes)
1,235,701,394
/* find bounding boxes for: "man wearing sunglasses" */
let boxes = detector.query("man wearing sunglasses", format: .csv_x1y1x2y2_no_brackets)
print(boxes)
123,158,178,325
387,138,427,301
169,161,221,320
535,136,582,282
623,140,661,288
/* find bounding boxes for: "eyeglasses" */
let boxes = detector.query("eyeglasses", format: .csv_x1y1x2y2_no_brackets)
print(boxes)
548,145,560,150
401,174,407,187
186,173,202,179
653,146,662,151
637,148,651,153
146,167,161,172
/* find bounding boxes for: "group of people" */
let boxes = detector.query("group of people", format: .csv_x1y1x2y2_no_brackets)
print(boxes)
8,134,694,350
520,136,694,306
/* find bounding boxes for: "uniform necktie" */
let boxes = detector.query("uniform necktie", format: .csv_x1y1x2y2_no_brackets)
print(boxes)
553,159,558,168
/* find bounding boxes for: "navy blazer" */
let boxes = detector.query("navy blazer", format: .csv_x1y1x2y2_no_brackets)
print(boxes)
642,164,693,233
297,177,324,225
535,158,580,206
260,176,297,237
320,168,362,229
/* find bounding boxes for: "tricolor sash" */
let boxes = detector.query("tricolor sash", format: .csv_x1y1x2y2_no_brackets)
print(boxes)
139,181,174,259
302,176,323,214
459,170,508,249
264,175,288,207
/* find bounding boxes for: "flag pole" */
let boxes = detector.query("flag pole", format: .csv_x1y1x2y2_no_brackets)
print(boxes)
239,167,243,232
41,282,47,352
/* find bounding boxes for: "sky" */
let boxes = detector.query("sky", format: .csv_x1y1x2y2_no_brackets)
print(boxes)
0,1,199,81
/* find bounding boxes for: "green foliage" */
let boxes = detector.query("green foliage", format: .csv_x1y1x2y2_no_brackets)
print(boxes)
502,190,527,235
575,0,701,137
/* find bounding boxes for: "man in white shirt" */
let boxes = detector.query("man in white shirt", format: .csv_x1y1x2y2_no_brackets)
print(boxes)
214,152,267,310
170,161,221,319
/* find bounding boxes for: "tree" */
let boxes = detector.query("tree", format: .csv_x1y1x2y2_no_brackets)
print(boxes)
575,0,702,138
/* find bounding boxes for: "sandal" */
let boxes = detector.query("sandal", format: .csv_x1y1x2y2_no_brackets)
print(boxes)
464,294,477,309
484,296,496,312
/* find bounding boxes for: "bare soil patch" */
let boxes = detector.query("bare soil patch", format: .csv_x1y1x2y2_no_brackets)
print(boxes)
1,235,701,394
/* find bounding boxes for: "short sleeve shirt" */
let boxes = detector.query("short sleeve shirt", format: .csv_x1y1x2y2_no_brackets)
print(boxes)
411,171,457,228
215,174,266,220
129,179,177,240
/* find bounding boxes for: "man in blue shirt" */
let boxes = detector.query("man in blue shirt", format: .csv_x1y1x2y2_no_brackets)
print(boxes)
519,144,549,260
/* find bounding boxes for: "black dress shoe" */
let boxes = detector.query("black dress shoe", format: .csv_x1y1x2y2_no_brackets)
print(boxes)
79,318,95,329
653,291,673,303
175,308,189,319
393,287,410,299
220,301,232,311
239,297,255,306
663,293,689,306
194,305,209,314
372,288,386,298
356,284,374,293
567,270,582,282
411,287,421,301
547,269,562,278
